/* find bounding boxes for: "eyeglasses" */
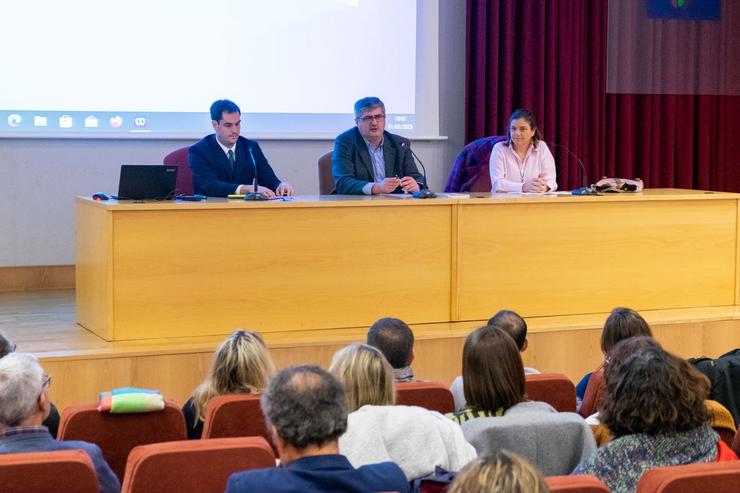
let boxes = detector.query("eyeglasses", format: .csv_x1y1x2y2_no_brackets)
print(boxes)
41,374,52,390
357,114,386,123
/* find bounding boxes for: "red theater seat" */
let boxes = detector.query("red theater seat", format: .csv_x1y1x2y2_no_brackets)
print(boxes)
636,460,740,493
121,436,275,493
525,373,577,413
58,400,187,481
0,449,100,493
395,381,455,414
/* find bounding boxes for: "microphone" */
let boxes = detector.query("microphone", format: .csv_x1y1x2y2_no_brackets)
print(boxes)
244,144,269,201
399,141,437,199
547,141,598,195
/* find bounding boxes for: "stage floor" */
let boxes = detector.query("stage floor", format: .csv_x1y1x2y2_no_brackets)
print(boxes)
2,289,740,411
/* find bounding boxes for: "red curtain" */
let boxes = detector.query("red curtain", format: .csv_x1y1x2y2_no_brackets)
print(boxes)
466,0,740,191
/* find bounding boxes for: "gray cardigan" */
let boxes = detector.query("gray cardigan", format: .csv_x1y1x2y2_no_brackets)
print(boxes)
460,401,596,476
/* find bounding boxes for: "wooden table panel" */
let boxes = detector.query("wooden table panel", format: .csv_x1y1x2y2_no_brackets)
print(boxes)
456,198,737,319
76,190,740,341
108,203,452,339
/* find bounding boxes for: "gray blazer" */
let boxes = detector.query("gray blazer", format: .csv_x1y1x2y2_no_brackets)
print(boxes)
331,127,422,194
460,401,597,476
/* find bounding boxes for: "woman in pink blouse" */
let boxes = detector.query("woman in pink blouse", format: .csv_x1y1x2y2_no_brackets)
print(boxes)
489,109,557,193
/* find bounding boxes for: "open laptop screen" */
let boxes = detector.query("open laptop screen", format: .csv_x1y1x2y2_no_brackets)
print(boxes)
116,165,178,200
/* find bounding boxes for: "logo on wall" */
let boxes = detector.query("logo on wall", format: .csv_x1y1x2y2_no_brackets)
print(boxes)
647,0,719,19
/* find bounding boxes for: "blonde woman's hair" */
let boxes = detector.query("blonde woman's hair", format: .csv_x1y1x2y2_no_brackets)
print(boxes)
328,343,395,413
447,451,550,493
192,330,276,424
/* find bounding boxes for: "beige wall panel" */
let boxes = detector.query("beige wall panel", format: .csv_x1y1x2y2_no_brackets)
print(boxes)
0,265,75,291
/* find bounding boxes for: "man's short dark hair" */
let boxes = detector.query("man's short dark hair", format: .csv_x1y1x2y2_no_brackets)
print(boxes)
261,365,347,450
0,332,16,358
487,310,527,350
354,97,385,119
210,99,241,122
366,317,414,369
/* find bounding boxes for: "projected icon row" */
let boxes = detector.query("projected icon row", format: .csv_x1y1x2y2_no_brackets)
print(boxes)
6,114,147,128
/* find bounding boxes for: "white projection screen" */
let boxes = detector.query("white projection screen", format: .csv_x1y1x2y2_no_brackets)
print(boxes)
0,0,439,139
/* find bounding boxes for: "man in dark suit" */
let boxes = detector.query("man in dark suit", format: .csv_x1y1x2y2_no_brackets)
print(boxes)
225,365,410,493
332,96,423,195
189,99,293,197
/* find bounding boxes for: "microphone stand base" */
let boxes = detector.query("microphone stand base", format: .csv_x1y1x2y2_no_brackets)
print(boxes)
244,192,270,201
412,190,437,199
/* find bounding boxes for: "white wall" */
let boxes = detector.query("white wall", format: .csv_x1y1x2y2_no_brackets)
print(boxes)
0,2,466,267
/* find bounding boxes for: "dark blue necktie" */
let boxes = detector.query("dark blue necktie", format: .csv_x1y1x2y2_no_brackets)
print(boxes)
227,149,235,174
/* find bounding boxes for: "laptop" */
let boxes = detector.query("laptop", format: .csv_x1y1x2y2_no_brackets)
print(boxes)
115,165,178,200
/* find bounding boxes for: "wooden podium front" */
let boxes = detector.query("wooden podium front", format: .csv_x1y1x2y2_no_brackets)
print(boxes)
76,190,740,341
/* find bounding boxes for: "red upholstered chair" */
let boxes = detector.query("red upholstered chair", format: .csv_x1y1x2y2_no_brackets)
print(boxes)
318,151,334,194
578,368,605,418
0,449,100,493
121,436,275,493
636,461,740,493
525,373,577,413
443,135,506,192
546,474,610,493
163,145,194,195
395,381,455,414
58,400,187,481
201,394,272,447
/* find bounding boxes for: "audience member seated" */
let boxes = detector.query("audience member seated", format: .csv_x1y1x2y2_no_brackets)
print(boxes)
0,353,120,493
447,450,551,493
225,365,410,493
0,332,60,437
449,327,595,475
182,330,275,439
577,307,653,418
330,343,476,481
366,317,416,382
573,336,737,493
451,311,541,413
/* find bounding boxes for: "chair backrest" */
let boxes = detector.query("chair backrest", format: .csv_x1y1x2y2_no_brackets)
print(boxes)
636,460,740,493
443,136,506,193
546,474,610,493
201,394,272,446
732,426,740,456
0,449,100,493
121,436,275,493
58,400,187,481
163,145,194,195
461,410,596,476
525,373,577,413
318,151,334,194
395,381,455,414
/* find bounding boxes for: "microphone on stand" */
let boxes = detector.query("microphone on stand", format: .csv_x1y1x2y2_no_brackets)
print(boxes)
244,145,269,201
399,141,437,199
547,141,598,195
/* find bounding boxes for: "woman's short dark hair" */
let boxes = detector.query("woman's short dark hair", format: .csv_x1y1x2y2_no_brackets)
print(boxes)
504,109,543,148
462,327,525,413
600,336,711,437
600,307,653,354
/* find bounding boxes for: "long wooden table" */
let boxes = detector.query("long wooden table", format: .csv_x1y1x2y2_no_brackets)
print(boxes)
76,189,740,341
